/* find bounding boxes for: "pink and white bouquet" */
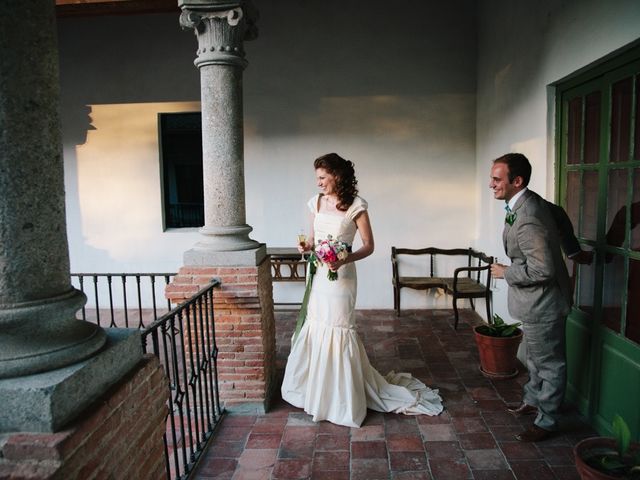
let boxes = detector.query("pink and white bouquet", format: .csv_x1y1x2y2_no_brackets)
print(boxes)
314,234,350,281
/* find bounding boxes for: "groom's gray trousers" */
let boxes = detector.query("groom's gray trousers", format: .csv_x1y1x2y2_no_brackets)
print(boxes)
521,314,567,431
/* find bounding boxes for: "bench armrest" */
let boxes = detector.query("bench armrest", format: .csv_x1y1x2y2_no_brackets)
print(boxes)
452,265,492,291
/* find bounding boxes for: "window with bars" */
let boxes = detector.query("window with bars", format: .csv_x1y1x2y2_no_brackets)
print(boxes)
158,112,204,229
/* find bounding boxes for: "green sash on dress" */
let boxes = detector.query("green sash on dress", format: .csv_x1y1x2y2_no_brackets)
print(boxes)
292,253,317,343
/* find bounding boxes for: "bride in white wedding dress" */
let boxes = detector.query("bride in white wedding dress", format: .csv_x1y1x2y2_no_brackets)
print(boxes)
281,153,443,428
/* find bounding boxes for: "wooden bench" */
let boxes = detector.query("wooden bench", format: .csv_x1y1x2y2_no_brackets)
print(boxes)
391,247,493,329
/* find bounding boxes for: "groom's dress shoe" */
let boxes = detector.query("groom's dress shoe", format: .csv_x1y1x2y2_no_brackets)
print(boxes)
515,424,553,442
507,403,538,417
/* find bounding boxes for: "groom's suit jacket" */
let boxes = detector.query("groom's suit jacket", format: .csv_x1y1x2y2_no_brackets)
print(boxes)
503,190,572,321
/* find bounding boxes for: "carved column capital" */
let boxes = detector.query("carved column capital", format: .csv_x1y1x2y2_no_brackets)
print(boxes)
179,1,258,68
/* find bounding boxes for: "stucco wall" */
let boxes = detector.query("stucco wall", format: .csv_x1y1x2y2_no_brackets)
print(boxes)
474,0,640,321
58,1,478,308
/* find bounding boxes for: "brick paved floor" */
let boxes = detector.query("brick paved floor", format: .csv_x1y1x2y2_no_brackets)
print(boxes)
194,309,596,479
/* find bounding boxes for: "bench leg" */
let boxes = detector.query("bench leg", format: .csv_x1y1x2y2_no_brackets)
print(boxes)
485,294,492,322
453,296,460,330
393,285,400,316
470,298,475,311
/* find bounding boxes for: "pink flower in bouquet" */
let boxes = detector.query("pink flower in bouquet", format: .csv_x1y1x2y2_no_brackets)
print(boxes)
314,235,349,281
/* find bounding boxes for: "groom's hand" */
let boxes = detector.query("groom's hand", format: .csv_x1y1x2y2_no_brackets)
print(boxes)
491,263,506,279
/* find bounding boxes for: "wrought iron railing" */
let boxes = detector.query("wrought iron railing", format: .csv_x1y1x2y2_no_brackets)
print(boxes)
72,273,224,480
71,273,175,328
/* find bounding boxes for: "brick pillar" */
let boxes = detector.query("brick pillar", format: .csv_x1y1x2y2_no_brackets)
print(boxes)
0,356,168,480
166,259,275,413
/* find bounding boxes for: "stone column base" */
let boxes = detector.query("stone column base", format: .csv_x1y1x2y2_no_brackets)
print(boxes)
165,256,276,414
0,355,168,480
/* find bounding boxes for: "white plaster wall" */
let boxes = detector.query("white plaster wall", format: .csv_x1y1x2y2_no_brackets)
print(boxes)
58,1,478,308
475,0,640,322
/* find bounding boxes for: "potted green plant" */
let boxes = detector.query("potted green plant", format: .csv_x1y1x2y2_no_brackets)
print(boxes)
473,314,522,379
574,414,640,479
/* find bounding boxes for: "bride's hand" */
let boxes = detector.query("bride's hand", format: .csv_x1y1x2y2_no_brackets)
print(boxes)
328,259,345,271
297,243,308,254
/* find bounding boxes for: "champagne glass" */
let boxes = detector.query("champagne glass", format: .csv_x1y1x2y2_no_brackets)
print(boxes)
297,230,307,261
491,257,504,291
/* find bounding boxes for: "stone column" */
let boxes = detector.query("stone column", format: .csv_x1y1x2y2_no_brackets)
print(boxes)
173,1,276,413
0,0,106,379
179,0,264,264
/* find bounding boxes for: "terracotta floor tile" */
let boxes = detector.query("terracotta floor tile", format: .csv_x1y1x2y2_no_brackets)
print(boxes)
350,458,390,479
201,440,245,458
499,442,542,461
445,403,481,418
471,470,516,480
392,471,433,479
312,451,350,471
222,415,257,427
464,448,508,470
423,441,464,460
384,415,420,434
310,471,349,480
245,432,282,449
428,457,472,479
481,411,522,427
236,448,278,469
420,423,457,442
215,426,251,442
417,411,452,425
549,464,581,480
452,417,488,433
277,441,315,459
271,458,311,479
351,440,388,459
389,451,429,471
488,425,524,442
282,426,318,443
315,434,349,451
230,467,272,480
461,433,498,450
386,433,425,452
537,445,575,465
350,424,385,441
318,422,350,435
196,458,237,477
475,399,510,412
509,460,556,480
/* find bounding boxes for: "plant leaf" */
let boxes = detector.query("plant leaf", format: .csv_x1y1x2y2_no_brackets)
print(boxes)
501,326,516,337
612,414,630,456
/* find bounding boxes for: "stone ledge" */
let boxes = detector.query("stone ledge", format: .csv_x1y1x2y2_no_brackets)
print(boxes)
0,329,142,433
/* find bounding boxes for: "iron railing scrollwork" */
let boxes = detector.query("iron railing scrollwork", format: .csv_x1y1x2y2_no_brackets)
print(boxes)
72,273,224,480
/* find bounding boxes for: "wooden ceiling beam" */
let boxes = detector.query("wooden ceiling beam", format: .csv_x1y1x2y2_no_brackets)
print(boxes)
56,0,179,18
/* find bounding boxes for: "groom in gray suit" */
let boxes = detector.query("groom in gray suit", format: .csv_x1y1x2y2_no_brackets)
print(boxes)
489,153,572,442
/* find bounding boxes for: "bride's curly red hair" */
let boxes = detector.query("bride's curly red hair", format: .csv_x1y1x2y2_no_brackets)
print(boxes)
314,153,359,211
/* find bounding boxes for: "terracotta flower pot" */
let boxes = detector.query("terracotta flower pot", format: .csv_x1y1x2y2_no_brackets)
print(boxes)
473,326,522,379
574,437,640,480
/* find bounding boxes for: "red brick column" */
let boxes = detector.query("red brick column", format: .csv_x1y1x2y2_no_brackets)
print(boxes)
0,355,168,480
165,258,276,412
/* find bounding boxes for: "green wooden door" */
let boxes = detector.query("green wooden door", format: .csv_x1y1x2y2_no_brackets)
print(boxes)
557,46,640,440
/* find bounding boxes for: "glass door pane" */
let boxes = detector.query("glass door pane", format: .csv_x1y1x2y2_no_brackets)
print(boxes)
635,76,640,161
566,171,580,229
606,169,629,249
582,171,599,241
609,77,633,163
632,168,640,252
602,254,625,334
584,92,601,164
568,97,582,165
627,258,640,344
